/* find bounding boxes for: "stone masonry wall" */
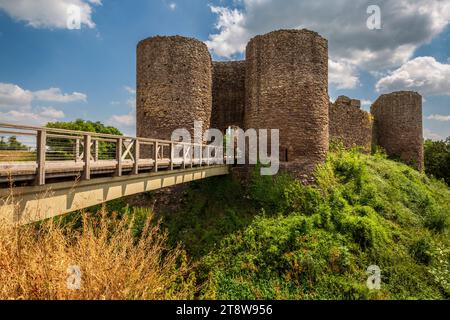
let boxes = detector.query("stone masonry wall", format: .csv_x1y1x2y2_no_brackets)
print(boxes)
329,96,373,152
136,36,212,142
211,61,246,131
371,91,424,170
245,29,329,179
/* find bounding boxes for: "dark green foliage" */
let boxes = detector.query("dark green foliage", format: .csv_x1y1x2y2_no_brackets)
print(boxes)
198,148,449,300
0,136,29,150
424,137,450,185
46,119,122,136
154,176,259,260
45,119,123,160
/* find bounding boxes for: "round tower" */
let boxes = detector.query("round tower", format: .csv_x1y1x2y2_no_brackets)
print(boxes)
136,36,212,141
245,29,329,179
371,91,424,170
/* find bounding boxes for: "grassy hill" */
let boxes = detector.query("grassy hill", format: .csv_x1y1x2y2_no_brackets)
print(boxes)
151,148,449,300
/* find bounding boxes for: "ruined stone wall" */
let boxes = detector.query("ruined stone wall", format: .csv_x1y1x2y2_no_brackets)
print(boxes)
136,36,212,141
245,29,329,179
329,96,373,152
211,61,246,131
371,91,424,170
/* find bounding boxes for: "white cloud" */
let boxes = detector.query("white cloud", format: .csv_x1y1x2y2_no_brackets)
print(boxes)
361,99,372,107
0,82,84,126
424,128,444,141
33,87,87,103
427,114,450,122
169,3,176,11
0,83,87,111
328,59,359,89
39,106,65,119
0,107,65,126
376,57,450,96
124,86,136,95
206,0,450,76
108,86,136,133
0,83,33,108
205,6,249,58
109,114,134,126
0,0,102,29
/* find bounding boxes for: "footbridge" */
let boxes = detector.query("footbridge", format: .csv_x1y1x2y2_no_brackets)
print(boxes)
0,123,230,224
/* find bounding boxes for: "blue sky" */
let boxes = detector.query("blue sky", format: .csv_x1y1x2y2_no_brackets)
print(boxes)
0,0,449,140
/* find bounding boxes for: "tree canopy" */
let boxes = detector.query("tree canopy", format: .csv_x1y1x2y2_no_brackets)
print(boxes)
46,119,122,136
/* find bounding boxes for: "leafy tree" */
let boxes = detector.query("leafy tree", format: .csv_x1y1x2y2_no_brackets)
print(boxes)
0,136,7,150
46,119,122,136
424,137,450,185
45,120,123,160
0,136,28,150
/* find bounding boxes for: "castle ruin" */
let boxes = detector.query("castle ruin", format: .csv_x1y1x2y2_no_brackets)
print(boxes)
136,29,424,179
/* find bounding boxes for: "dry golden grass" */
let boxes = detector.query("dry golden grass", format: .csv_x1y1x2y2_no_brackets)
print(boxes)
0,208,196,300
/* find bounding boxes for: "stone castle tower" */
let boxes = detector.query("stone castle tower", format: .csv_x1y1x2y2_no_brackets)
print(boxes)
136,36,212,142
136,29,424,179
371,91,424,170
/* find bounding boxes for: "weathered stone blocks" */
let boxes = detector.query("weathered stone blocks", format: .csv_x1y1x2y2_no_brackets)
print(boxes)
329,96,373,152
245,29,329,177
211,61,246,132
136,36,212,141
371,91,424,170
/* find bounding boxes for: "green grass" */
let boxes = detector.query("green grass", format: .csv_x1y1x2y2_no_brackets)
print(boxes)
196,149,449,299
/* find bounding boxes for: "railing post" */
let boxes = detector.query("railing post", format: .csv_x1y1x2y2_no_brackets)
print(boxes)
199,145,202,167
170,142,174,171
93,139,99,162
206,145,210,166
35,129,46,186
153,142,158,173
133,139,139,175
182,145,186,170
82,134,91,180
116,137,123,177
75,138,80,162
190,144,194,168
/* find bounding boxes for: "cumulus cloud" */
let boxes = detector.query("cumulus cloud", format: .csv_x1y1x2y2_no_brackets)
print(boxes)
0,82,86,126
328,59,359,89
108,86,136,134
427,114,450,122
0,107,65,126
205,6,249,58
110,114,134,127
0,83,33,108
376,57,450,96
0,0,102,29
206,0,450,78
33,87,87,103
0,82,87,110
423,128,444,141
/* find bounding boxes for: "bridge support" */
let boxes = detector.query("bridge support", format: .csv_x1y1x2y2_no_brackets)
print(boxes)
0,165,229,225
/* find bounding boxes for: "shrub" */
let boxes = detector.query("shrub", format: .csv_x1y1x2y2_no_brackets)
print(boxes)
0,208,195,300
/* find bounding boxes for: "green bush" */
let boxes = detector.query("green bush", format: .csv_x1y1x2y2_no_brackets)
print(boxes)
424,137,450,185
